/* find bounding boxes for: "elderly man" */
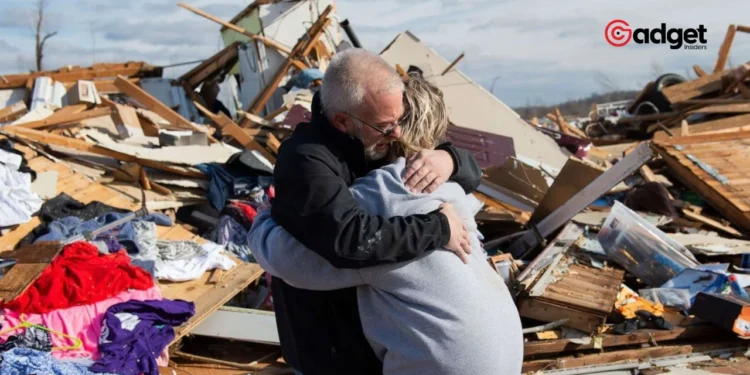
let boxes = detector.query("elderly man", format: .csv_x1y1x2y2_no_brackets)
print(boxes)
269,49,482,374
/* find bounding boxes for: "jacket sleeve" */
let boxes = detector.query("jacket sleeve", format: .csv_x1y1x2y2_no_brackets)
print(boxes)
271,145,450,269
436,142,482,194
247,210,366,291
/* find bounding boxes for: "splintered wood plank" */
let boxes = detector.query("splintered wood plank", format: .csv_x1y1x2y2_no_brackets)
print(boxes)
518,298,605,333
181,42,241,88
662,70,728,104
688,103,750,114
193,101,275,163
113,76,218,143
0,242,62,302
714,25,737,73
522,345,693,373
0,102,28,122
17,107,112,129
0,61,159,90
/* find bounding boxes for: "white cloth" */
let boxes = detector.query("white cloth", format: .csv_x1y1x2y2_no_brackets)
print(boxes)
0,149,22,171
154,242,235,282
0,164,42,227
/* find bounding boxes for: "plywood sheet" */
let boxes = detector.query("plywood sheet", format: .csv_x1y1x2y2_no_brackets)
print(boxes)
654,132,750,232
0,242,62,302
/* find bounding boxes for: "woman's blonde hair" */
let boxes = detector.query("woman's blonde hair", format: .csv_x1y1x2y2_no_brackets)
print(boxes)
396,73,449,158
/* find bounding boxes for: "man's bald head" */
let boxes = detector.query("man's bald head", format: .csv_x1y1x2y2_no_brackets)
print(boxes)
320,48,405,121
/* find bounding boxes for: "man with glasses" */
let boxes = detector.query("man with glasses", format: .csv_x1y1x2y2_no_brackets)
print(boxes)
267,48,483,375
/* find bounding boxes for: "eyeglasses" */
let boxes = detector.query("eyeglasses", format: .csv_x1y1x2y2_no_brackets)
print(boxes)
346,112,400,137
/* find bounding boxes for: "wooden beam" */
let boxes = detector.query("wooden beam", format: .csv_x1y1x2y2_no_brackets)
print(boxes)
680,113,750,134
177,2,293,56
548,111,569,135
662,70,728,104
714,25,737,73
113,75,218,143
693,65,707,77
244,112,272,127
523,324,714,357
2,125,205,179
263,103,292,121
0,102,28,123
682,208,743,237
266,132,281,154
180,42,240,88
193,101,276,163
0,61,161,90
738,25,750,33
139,166,152,191
522,345,693,373
242,5,334,120
17,107,112,129
688,102,750,114
441,52,465,76
62,78,140,94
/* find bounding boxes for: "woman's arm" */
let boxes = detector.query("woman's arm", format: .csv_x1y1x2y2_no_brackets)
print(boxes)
247,210,366,291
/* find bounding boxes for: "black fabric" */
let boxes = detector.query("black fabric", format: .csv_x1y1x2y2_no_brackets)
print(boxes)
623,182,678,217
0,327,53,352
269,92,482,374
18,193,129,247
0,139,36,180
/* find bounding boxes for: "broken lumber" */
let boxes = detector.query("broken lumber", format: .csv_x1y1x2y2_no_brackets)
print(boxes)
682,208,743,238
655,132,750,232
0,62,161,90
180,42,241,89
530,157,604,224
694,65,707,77
113,75,218,143
662,70,729,104
177,2,294,57
17,107,112,129
0,102,28,123
264,103,293,121
714,25,737,73
193,101,276,163
242,5,333,120
2,125,205,179
441,52,464,76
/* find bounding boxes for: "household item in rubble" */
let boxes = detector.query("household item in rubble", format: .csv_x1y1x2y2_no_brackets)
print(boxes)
662,267,731,303
598,201,698,287
691,292,750,338
639,288,692,310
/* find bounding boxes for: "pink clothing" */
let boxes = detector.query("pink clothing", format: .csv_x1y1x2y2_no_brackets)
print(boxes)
0,286,169,365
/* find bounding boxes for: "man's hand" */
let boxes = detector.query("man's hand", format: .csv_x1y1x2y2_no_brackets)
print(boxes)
439,203,471,264
404,149,454,193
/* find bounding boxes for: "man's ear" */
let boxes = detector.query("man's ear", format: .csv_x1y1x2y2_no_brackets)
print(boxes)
331,113,349,133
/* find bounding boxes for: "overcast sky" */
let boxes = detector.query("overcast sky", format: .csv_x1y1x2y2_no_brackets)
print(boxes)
0,0,748,107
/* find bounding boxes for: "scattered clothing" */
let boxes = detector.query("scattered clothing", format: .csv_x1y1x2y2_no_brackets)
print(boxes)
0,347,117,375
222,203,255,229
3,242,154,314
213,215,254,262
232,201,258,222
20,194,129,246
0,163,42,227
249,158,523,375
1,286,164,363
196,150,273,210
35,212,172,253
129,223,230,281
154,242,235,282
0,147,23,171
91,299,195,375
0,326,53,352
0,139,35,179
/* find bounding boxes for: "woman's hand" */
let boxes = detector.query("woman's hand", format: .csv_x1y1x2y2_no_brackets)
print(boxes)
404,149,454,193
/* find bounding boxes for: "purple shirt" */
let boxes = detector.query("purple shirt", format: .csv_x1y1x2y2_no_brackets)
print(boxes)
91,299,195,375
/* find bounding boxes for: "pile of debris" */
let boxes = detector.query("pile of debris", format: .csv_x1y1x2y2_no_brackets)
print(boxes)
1,1,750,374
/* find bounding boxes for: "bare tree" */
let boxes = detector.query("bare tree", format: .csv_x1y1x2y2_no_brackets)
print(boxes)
593,71,620,92
33,0,58,72
650,61,664,77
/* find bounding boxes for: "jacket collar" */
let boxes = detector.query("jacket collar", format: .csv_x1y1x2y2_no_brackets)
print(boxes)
309,92,370,175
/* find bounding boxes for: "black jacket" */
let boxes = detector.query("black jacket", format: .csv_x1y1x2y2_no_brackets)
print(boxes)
270,94,482,374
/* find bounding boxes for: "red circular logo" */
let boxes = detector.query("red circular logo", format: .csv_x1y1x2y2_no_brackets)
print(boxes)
605,19,632,47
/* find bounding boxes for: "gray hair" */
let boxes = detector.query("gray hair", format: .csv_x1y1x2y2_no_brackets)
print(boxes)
320,48,405,120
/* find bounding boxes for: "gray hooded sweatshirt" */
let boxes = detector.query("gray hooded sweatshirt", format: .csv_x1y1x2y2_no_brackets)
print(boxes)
248,158,523,375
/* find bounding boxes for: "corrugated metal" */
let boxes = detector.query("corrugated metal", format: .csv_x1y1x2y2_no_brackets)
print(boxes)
445,124,515,169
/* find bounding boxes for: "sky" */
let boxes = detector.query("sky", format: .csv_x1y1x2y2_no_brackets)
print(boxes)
0,0,748,107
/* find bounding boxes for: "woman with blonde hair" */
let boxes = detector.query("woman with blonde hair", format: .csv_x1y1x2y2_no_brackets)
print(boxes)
249,73,523,375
